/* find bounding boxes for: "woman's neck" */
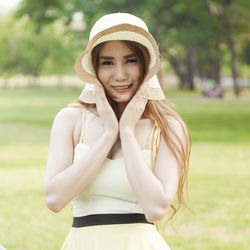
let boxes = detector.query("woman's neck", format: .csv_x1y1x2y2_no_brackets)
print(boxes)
116,102,148,120
117,102,128,119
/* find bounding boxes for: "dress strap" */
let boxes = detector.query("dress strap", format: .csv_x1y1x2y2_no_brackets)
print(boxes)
149,114,161,172
79,108,86,144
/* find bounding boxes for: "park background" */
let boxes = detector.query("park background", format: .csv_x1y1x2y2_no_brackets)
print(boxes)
0,0,250,249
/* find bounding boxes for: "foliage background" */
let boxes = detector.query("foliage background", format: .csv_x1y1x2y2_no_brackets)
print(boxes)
0,0,250,249
1,0,250,92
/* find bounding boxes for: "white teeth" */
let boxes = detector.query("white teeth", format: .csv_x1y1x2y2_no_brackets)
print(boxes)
112,85,130,90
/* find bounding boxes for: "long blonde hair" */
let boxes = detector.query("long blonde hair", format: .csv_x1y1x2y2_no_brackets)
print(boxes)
146,99,191,224
71,40,191,225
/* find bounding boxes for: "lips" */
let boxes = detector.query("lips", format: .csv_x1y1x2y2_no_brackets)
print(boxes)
111,84,132,90
111,84,133,92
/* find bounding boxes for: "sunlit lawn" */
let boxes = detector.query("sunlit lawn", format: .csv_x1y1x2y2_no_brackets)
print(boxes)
0,87,249,250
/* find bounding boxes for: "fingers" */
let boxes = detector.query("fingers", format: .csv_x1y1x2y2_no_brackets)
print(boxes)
94,85,108,114
94,85,112,111
119,82,149,131
94,85,119,134
130,81,149,106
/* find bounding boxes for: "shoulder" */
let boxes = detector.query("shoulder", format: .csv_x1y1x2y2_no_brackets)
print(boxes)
52,107,84,130
55,106,83,121
164,117,189,151
168,117,185,134
49,107,86,146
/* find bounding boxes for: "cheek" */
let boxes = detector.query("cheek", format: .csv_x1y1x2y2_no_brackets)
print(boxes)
97,68,109,85
130,65,141,81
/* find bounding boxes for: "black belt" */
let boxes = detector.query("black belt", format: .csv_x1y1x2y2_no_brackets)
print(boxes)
72,213,153,228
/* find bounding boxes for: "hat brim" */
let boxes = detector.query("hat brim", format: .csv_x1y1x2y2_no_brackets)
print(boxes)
75,24,165,103
75,24,160,84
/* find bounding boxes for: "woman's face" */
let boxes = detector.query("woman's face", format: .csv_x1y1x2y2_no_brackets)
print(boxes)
97,40,141,103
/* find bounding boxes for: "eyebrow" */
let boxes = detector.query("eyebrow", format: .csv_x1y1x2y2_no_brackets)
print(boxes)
99,56,113,60
124,54,136,59
99,54,136,60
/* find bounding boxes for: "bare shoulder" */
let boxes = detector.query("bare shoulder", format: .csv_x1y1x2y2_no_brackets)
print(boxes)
168,117,185,133
46,107,84,183
54,106,83,122
51,107,84,140
155,117,186,169
52,107,83,130
164,116,189,147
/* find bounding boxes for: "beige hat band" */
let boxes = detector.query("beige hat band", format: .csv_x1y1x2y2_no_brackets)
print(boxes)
89,13,149,40
82,31,157,76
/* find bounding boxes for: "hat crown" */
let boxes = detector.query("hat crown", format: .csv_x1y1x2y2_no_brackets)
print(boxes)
89,13,149,40
75,12,165,103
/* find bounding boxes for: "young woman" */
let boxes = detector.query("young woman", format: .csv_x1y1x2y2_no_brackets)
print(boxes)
44,13,191,250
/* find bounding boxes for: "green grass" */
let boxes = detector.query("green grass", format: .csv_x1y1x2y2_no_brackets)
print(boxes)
0,87,250,249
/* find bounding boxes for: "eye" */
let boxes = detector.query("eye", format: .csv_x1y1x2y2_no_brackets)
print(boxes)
100,61,113,65
126,58,137,64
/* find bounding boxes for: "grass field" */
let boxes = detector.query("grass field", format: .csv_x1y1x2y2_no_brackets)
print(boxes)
0,87,250,250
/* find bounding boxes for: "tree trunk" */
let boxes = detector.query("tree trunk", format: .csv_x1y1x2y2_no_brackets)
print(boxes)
207,0,240,95
210,42,221,84
211,57,221,84
223,18,240,95
217,1,241,95
161,48,189,89
185,45,196,90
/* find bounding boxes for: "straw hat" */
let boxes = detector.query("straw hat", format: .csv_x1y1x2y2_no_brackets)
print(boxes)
75,13,165,103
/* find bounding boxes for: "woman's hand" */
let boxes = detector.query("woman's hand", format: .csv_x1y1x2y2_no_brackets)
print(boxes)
119,81,149,135
95,85,119,137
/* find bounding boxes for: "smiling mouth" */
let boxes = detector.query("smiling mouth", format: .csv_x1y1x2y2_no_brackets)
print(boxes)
111,84,133,90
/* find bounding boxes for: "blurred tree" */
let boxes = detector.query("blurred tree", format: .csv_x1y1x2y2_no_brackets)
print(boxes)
15,0,250,92
207,0,250,95
0,16,80,87
243,42,250,66
39,24,80,87
141,0,224,89
17,22,50,86
0,18,19,87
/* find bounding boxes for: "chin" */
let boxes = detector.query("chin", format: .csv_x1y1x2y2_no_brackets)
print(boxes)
109,92,133,103
113,96,132,103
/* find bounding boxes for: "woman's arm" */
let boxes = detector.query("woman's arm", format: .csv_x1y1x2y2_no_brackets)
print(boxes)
44,86,118,213
119,83,182,223
120,121,182,223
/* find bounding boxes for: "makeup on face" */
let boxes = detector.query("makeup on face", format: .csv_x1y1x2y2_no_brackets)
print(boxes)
97,41,141,103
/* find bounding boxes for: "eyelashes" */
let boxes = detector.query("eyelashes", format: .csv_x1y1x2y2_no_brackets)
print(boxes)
99,58,137,66
126,58,137,64
101,61,113,65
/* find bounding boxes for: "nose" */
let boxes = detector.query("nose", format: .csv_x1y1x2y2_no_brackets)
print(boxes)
114,64,127,81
